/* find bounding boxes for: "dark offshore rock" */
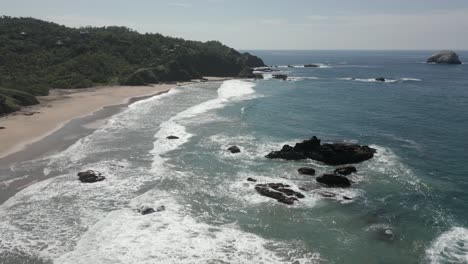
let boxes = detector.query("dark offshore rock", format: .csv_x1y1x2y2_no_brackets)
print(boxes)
247,177,257,182
266,136,376,165
138,206,156,215
272,74,288,80
304,64,319,68
334,166,357,176
266,145,307,160
298,167,316,175
0,126,5,129
426,50,462,64
255,183,304,205
316,174,351,187
375,77,386,82
77,170,105,183
166,135,179,139
227,146,241,153
238,67,263,79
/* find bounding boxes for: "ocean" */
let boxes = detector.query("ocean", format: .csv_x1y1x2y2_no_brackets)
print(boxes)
1,50,467,264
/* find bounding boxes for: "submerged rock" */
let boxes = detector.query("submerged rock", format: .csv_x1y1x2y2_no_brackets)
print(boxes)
137,205,165,215
77,170,105,183
227,146,241,153
316,174,351,187
297,167,316,175
272,74,288,80
166,135,179,139
375,77,386,82
266,136,376,165
334,166,357,176
426,50,462,64
255,183,305,205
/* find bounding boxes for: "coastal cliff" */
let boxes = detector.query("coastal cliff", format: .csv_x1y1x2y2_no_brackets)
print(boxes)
0,16,265,114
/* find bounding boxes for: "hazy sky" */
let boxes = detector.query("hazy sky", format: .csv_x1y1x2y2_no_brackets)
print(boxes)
1,0,467,50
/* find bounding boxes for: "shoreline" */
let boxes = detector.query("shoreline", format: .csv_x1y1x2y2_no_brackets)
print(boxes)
0,77,229,160
0,77,230,203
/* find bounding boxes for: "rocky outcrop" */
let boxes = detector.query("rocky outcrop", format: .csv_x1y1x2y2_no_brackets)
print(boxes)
77,170,105,183
426,50,462,64
298,167,316,175
334,166,357,176
227,146,241,153
316,174,351,187
272,74,288,80
247,177,257,182
375,77,386,82
238,67,263,79
266,136,376,165
166,135,179,139
304,64,319,68
255,183,305,205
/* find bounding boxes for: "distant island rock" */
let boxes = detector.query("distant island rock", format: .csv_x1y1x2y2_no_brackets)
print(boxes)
426,50,462,64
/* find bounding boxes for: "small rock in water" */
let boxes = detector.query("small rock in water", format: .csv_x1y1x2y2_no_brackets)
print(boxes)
0,126,5,129
376,228,396,242
334,166,357,176
343,196,352,200
375,77,386,82
319,191,337,198
272,74,288,80
138,206,156,215
304,64,319,68
155,205,166,212
247,177,257,182
137,205,165,215
255,183,305,205
166,135,179,139
298,167,316,175
316,174,351,187
77,170,105,183
227,146,241,153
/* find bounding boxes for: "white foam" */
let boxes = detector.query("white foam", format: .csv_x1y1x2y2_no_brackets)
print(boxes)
151,80,257,170
426,227,468,264
217,79,256,100
400,78,422,82
55,193,322,264
338,77,421,83
288,77,320,82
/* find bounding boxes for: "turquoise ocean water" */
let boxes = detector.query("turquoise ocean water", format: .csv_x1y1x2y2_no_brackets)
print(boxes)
0,50,467,264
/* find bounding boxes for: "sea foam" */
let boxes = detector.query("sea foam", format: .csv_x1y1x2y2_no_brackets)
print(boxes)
426,227,468,264
55,193,322,264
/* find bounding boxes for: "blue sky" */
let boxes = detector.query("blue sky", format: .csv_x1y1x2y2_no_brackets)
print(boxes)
1,0,467,50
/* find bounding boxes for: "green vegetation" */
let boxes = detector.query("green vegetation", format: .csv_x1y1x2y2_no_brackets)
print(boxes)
0,16,265,114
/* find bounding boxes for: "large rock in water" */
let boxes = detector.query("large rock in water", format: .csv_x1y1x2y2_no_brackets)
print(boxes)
266,136,376,165
426,50,462,64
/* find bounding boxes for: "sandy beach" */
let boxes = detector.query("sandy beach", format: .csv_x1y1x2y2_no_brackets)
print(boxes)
0,77,230,160
0,84,175,159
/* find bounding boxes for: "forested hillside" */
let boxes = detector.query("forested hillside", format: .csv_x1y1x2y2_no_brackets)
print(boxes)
0,16,264,114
